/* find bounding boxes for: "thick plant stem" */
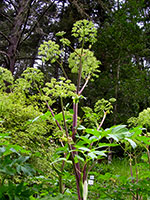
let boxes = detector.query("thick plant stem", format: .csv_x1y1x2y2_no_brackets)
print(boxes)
61,98,82,199
77,40,84,94
71,39,85,200
72,103,78,141
83,163,87,183
72,157,82,200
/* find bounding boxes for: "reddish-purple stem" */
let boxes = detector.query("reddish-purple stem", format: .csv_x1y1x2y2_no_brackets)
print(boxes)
45,101,62,131
97,111,107,131
72,103,78,141
79,75,90,95
83,163,87,183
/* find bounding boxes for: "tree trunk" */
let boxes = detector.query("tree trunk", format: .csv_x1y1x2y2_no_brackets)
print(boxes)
7,0,32,74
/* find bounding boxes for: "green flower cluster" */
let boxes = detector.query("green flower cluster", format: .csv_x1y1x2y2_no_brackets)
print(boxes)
72,19,97,44
68,48,101,79
43,77,77,99
94,98,116,117
22,67,44,85
38,40,61,63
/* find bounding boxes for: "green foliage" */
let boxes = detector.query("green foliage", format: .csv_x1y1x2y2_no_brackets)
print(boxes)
0,67,57,180
39,193,77,200
81,107,98,128
128,117,138,127
0,182,36,200
128,107,150,129
0,67,13,90
52,125,139,174
55,31,66,37
0,138,37,199
88,155,150,200
0,146,35,178
0,92,48,147
137,108,150,128
13,78,31,93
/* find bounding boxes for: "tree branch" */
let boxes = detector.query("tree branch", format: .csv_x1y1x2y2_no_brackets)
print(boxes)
0,50,10,59
0,12,13,25
19,1,32,44
21,0,55,43
68,0,91,20
0,31,11,44
0,50,10,66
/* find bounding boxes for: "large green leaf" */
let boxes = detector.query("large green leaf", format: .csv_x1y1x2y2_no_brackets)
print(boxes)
107,125,131,142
